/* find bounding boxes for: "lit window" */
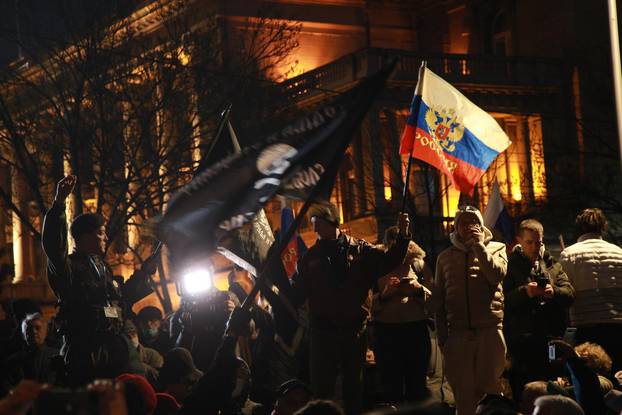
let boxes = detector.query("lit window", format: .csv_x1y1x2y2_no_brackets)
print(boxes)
383,162,392,201
440,175,460,230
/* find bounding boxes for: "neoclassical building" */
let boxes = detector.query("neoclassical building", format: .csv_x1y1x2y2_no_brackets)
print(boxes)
0,0,614,314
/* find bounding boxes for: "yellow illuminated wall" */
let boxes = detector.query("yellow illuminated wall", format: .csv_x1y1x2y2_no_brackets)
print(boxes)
528,115,547,201
440,175,461,229
479,113,547,211
436,112,547,221
447,5,470,54
383,162,393,201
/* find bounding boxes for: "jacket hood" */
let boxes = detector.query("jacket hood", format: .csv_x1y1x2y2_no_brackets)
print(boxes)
512,243,546,260
450,208,493,251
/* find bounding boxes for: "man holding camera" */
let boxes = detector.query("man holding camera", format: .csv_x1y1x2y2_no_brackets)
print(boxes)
432,206,507,415
503,219,575,400
42,175,158,386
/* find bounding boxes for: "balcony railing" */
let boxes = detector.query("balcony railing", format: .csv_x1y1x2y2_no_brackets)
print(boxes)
281,48,566,103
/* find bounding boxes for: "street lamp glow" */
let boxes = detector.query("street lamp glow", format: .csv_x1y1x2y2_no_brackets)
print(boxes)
182,268,212,295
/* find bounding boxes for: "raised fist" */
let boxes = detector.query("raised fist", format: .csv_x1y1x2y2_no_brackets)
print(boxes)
54,175,76,204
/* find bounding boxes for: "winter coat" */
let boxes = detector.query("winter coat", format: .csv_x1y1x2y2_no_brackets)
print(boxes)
503,246,575,343
372,242,432,323
294,232,409,328
432,225,507,345
560,234,622,327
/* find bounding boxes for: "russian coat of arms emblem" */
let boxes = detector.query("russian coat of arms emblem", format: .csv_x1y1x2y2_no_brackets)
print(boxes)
424,106,465,152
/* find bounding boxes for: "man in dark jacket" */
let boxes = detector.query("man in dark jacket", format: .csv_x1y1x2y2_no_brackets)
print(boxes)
503,219,575,400
42,175,157,386
291,201,410,414
1,313,58,396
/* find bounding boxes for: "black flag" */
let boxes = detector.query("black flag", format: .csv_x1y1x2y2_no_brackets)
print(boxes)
216,209,275,277
157,64,394,260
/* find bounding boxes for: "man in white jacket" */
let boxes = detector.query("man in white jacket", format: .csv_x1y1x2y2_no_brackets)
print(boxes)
560,208,622,371
433,206,507,415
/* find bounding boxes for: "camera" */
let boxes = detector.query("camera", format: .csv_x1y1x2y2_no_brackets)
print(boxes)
531,261,549,288
535,274,550,289
180,289,231,332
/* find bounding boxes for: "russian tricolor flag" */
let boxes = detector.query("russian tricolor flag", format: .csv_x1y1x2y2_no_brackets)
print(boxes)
280,205,307,279
400,66,511,195
483,182,515,245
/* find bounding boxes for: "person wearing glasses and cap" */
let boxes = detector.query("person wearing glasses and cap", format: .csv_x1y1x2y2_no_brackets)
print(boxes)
290,200,410,415
432,205,508,415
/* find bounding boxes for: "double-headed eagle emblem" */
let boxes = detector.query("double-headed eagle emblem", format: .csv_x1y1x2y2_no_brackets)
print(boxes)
425,106,465,152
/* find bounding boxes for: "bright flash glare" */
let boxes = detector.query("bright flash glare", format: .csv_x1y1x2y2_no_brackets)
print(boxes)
182,269,212,295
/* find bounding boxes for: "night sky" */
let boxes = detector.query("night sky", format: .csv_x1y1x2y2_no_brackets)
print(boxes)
0,0,19,64
0,0,138,65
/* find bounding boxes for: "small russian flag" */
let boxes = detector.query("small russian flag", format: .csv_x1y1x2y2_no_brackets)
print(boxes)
483,182,515,245
280,205,307,279
400,66,511,196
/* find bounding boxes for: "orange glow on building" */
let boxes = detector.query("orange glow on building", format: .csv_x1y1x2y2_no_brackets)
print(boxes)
440,175,460,229
383,162,392,201
272,19,368,79
528,115,547,201
509,165,522,201
479,113,548,208
11,210,24,281
178,47,190,66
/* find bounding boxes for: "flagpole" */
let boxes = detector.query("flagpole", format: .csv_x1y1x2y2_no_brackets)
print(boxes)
153,104,232,309
226,119,301,322
239,167,332,312
238,61,399,312
401,60,426,213
195,103,233,175
607,0,622,172
228,121,242,153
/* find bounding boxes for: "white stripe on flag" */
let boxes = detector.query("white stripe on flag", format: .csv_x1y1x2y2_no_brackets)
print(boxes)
422,68,510,152
483,182,504,229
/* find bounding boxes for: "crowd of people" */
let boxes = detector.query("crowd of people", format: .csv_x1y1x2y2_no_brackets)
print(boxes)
1,175,622,415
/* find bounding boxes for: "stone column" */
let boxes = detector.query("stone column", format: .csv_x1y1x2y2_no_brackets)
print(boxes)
11,168,36,282
0,164,10,281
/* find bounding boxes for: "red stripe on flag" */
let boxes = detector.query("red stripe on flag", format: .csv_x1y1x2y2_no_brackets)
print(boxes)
399,124,416,155
410,128,453,177
410,128,485,196
442,153,486,196
281,238,298,279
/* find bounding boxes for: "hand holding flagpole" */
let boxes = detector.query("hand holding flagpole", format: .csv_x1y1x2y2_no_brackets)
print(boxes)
400,60,427,214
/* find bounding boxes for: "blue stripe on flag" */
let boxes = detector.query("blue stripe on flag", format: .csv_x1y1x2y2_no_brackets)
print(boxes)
280,207,295,244
496,208,515,245
406,95,422,126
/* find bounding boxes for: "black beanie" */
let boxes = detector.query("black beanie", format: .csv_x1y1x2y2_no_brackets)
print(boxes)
70,213,104,241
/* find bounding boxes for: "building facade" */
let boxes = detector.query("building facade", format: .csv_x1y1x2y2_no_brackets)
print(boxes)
0,0,618,314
